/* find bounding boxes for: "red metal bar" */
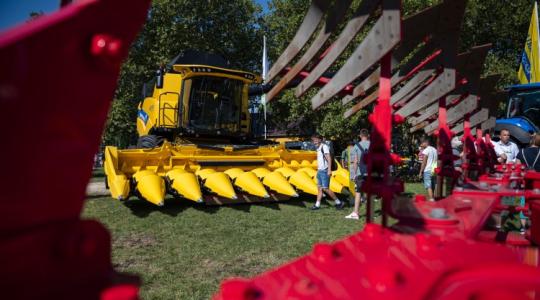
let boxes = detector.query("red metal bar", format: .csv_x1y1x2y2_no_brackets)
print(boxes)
364,52,404,225
0,1,150,298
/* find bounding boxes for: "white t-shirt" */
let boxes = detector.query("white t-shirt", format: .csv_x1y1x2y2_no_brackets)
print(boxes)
317,144,330,170
421,145,438,173
494,140,519,162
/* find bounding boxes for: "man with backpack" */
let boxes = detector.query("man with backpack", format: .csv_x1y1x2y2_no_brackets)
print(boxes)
345,129,370,220
311,133,345,210
516,133,540,171
514,133,539,234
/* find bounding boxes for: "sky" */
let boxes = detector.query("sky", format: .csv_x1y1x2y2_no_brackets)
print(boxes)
0,0,270,31
0,0,59,31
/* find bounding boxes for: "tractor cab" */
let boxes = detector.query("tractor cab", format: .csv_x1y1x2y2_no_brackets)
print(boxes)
136,51,261,147
495,83,540,145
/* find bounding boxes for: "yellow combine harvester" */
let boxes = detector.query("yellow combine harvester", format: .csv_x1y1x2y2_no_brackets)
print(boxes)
104,51,350,206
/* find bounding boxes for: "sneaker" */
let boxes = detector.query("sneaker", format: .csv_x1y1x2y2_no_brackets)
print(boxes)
335,201,346,210
310,205,321,210
345,213,359,220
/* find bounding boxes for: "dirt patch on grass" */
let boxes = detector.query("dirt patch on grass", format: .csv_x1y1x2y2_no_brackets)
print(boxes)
198,250,283,279
114,233,160,249
112,233,160,271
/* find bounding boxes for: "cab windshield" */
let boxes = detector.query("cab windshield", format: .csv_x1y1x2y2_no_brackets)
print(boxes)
507,89,540,129
185,76,243,133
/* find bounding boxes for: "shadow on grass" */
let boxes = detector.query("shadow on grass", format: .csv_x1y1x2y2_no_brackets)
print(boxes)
123,197,238,217
229,203,252,213
123,198,192,218
279,198,309,208
192,203,220,214
258,202,281,211
92,168,105,178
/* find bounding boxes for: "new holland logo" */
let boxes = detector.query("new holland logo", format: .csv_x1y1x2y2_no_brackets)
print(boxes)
137,110,149,124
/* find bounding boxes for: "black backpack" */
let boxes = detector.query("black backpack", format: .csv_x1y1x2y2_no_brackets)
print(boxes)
320,141,338,171
356,141,370,174
521,148,540,171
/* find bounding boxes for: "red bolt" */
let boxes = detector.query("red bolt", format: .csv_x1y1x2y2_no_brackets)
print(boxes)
90,34,123,61
367,267,405,292
392,114,405,124
294,278,319,295
312,243,341,263
220,279,262,300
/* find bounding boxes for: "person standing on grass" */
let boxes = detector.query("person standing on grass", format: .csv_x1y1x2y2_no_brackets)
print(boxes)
311,133,345,210
517,133,540,171
345,129,371,220
493,129,520,163
418,137,437,201
341,141,354,169
515,133,540,234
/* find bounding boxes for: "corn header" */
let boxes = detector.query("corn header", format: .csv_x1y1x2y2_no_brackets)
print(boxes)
105,142,351,206
104,51,350,206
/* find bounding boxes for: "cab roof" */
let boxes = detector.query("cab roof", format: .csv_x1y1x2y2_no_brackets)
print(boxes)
167,50,260,83
171,64,260,83
507,82,540,91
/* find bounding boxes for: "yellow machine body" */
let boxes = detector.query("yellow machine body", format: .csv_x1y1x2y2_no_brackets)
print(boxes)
105,52,351,206
136,64,259,140
104,142,351,205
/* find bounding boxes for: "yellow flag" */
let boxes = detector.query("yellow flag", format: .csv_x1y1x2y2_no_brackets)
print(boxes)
518,2,540,83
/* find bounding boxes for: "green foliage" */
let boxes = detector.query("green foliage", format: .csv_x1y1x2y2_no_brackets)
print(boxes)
263,0,533,148
461,0,531,87
28,11,45,21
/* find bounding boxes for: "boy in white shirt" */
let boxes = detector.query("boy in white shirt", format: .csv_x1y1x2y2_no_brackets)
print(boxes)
311,134,345,210
418,137,438,201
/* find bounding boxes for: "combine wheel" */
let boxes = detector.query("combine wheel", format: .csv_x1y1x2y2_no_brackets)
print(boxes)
136,135,164,149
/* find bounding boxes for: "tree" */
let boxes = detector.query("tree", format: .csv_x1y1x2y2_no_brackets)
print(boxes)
103,0,264,147
28,11,45,21
262,0,533,149
263,0,370,149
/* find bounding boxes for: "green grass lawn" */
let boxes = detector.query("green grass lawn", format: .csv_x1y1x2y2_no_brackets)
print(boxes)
83,182,425,299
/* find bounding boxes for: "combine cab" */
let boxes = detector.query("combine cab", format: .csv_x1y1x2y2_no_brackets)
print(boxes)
104,51,350,206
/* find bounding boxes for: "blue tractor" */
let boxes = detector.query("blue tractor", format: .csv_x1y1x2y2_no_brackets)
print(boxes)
495,83,540,146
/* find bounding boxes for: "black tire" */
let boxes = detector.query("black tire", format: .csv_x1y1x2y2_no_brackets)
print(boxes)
136,135,165,149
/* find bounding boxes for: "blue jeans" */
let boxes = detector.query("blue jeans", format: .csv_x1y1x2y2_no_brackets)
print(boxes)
317,169,330,188
423,171,435,190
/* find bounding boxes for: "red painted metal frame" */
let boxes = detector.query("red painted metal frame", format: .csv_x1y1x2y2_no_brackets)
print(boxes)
363,53,404,225
0,0,150,299
2,0,540,299
216,0,540,298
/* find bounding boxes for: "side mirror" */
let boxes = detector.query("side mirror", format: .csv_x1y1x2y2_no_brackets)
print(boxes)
156,67,164,89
